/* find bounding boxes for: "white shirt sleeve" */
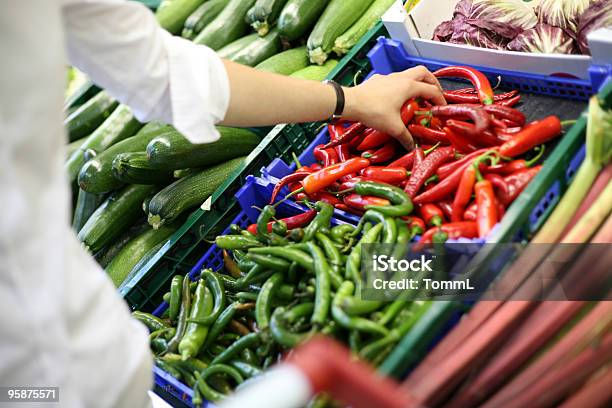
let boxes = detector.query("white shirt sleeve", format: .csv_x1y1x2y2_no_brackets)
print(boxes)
61,0,230,143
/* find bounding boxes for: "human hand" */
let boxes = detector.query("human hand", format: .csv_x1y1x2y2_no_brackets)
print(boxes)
343,66,446,150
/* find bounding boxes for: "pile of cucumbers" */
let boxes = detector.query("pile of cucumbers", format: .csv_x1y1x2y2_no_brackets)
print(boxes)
164,0,396,77
64,84,259,288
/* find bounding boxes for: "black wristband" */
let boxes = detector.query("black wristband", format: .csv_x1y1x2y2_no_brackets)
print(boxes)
323,80,345,123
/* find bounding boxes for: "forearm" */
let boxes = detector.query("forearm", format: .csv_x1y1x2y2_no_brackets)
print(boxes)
220,60,340,127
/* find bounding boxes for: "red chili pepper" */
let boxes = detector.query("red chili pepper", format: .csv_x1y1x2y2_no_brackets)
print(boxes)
482,104,526,126
313,144,339,167
310,191,342,206
443,127,479,153
349,128,373,149
431,105,491,135
343,194,391,211
402,216,426,235
302,158,370,194
295,192,308,201
362,166,409,185
498,166,542,206
443,89,519,104
310,163,323,171
415,222,479,250
436,148,489,179
338,176,376,191
451,163,477,222
415,158,477,204
495,94,521,107
401,100,419,124
438,200,454,220
499,116,562,157
389,151,416,169
356,131,391,151
446,120,501,147
484,173,509,195
334,203,364,216
324,122,366,148
488,146,544,175
464,202,477,221
270,171,310,204
434,66,494,105
404,146,455,198
246,210,317,235
490,117,508,129
497,198,506,220
361,142,397,164
475,178,498,238
419,203,445,227
408,125,449,145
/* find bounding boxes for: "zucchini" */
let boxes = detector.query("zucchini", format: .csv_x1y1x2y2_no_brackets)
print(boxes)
72,188,106,233
217,33,260,59
289,59,338,80
64,90,118,142
148,157,245,228
181,0,230,39
95,223,151,268
193,0,257,50
229,29,282,67
66,104,143,183
156,0,206,34
112,151,175,185
78,122,172,194
66,137,87,159
307,0,374,65
78,184,159,253
64,80,98,112
117,240,166,291
173,168,196,179
146,127,259,171
246,0,289,36
333,0,393,56
277,0,329,41
255,46,309,74
106,224,177,287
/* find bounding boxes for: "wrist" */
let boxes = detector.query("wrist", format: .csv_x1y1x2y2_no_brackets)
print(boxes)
342,87,362,122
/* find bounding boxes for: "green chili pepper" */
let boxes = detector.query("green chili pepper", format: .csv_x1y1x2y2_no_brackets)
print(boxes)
230,360,262,379
330,224,356,244
289,228,304,242
306,242,331,326
287,261,299,283
179,280,214,360
229,224,242,235
315,232,344,290
214,272,238,292
186,271,226,326
349,330,363,354
155,358,182,379
276,284,295,301
234,264,273,289
248,247,314,272
270,303,315,348
354,181,413,217
345,223,383,284
235,292,259,302
240,348,259,366
237,257,256,272
132,311,169,332
377,294,409,327
216,235,263,250
331,281,388,336
168,275,184,323
162,353,208,373
302,202,334,242
340,297,383,316
271,220,288,236
151,338,168,354
195,364,244,402
269,233,289,246
202,303,238,349
211,332,261,365
255,272,283,331
162,292,171,303
223,251,243,279
217,333,241,344
392,217,411,261
350,210,396,244
256,205,276,243
246,253,291,271
167,277,192,353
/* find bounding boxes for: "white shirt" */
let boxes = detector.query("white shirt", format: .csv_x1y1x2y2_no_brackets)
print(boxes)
0,0,230,406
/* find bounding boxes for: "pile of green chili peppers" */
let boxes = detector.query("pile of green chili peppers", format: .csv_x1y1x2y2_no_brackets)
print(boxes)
132,181,433,407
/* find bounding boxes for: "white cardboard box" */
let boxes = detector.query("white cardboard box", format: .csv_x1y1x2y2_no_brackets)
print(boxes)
383,0,611,80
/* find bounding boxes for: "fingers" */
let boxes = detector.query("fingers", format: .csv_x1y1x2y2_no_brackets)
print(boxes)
411,82,447,106
390,122,415,151
402,66,442,90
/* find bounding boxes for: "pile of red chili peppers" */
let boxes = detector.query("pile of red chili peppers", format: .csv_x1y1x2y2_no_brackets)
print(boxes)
270,66,564,243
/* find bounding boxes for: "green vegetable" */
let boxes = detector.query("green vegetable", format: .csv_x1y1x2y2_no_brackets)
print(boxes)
255,272,283,331
64,90,118,142
72,188,105,233
147,157,245,228
193,0,257,50
94,223,151,268
156,0,206,34
169,275,184,323
306,242,331,326
178,280,214,360
277,0,330,41
217,33,260,59
181,0,230,39
132,311,170,332
246,0,289,36
307,0,374,65
331,281,388,336
78,184,158,253
289,59,338,80
78,122,172,193
229,29,282,67
186,271,226,326
66,137,87,159
146,127,259,171
255,46,309,75
333,0,394,55
111,151,175,184
270,303,315,348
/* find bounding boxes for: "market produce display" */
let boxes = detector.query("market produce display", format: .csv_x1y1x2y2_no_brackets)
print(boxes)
433,0,612,55
269,65,566,243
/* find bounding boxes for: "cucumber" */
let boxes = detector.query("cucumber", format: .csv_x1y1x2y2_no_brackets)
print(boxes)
307,0,374,65
193,0,257,50
66,104,143,183
78,184,159,253
72,188,106,233
148,157,245,228
112,152,175,185
333,0,393,56
64,90,118,142
255,46,309,74
146,127,259,171
106,224,177,287
289,59,338,80
181,0,230,39
217,33,260,59
229,29,282,67
78,122,172,194
95,223,151,268
246,0,289,36
277,0,329,41
156,0,206,34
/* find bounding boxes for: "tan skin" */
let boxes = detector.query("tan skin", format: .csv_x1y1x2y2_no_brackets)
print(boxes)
220,60,447,150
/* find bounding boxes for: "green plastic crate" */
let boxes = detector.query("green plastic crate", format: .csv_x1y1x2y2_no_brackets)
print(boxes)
121,18,389,312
